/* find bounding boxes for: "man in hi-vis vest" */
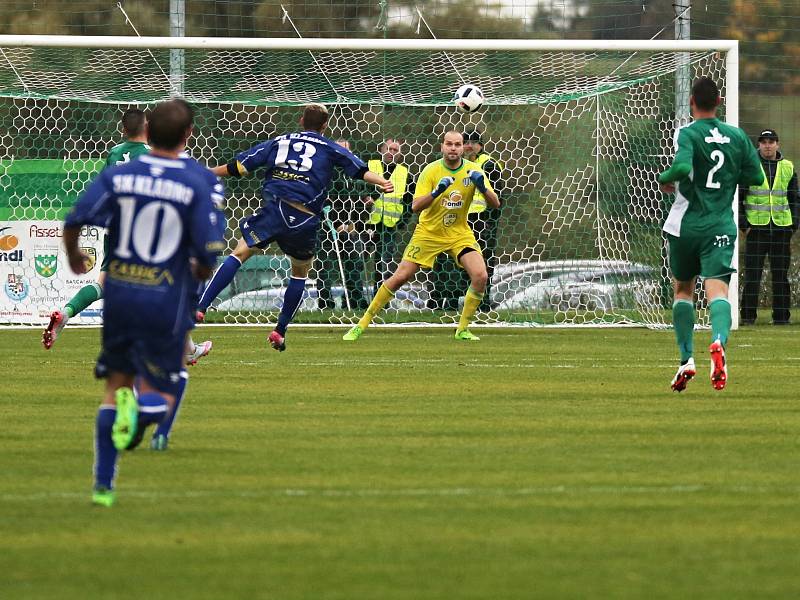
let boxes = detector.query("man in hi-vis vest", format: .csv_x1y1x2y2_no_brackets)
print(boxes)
429,129,504,311
739,128,798,325
365,139,414,292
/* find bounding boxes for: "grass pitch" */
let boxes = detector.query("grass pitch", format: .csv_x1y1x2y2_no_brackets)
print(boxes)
2,325,799,599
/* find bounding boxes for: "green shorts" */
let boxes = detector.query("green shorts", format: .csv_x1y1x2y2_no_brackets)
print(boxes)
667,231,736,282
100,233,110,272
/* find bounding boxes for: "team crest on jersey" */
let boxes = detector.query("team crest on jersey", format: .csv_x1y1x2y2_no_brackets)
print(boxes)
443,214,457,228
80,246,97,271
34,252,58,277
705,127,730,144
441,191,463,210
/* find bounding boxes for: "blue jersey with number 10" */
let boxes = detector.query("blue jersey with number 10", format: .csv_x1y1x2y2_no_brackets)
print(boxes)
236,130,368,216
65,154,226,332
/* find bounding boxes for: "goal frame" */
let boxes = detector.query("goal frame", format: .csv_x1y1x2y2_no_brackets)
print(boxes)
0,35,740,329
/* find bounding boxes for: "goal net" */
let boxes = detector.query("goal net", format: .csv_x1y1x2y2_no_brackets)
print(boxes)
0,37,737,328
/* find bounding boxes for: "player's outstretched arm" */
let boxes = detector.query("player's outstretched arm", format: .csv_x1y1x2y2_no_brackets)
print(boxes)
362,170,394,194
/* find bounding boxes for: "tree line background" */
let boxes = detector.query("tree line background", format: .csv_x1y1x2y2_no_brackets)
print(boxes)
1,0,797,158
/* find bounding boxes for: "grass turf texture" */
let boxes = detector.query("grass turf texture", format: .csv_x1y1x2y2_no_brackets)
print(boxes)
2,325,799,599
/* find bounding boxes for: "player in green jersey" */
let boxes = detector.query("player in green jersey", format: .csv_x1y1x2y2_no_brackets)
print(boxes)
659,77,764,392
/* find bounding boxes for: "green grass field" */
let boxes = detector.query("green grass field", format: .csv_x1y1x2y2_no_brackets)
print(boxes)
2,325,799,599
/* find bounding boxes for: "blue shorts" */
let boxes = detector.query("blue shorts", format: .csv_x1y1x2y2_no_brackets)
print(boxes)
95,314,189,397
239,198,320,260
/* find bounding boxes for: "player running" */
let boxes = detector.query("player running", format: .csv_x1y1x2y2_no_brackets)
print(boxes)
42,108,213,367
660,77,764,392
196,103,392,351
343,130,499,342
63,99,226,506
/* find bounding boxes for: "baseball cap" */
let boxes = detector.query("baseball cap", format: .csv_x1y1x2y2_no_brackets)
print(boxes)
462,129,483,143
758,129,778,141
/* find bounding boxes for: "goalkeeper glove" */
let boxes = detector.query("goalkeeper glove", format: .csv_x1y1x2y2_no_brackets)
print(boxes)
468,170,487,193
431,176,454,199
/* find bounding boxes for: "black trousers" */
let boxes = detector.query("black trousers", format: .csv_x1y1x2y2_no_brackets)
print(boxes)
740,227,793,323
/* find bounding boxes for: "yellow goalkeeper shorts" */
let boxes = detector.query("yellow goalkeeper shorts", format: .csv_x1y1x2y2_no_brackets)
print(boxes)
401,230,481,269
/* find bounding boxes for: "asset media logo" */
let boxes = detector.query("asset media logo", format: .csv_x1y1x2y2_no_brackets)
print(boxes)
35,250,58,277
4,273,29,302
0,226,24,262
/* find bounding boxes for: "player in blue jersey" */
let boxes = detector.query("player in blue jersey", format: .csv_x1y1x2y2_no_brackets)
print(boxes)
63,99,226,506
196,103,393,351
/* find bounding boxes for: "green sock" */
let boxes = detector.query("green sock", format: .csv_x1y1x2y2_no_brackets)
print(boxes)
64,282,102,318
709,297,731,347
672,299,694,363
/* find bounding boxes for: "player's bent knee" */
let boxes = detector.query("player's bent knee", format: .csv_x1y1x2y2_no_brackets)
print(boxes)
290,256,313,278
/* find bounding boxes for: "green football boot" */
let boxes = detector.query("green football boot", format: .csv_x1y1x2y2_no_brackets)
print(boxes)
92,486,115,507
342,325,364,341
454,329,480,341
112,387,139,451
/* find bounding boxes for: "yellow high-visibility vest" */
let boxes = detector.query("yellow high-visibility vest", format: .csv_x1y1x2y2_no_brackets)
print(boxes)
745,158,794,226
468,152,503,214
368,160,409,227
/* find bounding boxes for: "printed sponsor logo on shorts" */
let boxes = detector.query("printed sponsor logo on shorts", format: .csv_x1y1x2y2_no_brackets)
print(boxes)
713,234,731,248
443,214,457,227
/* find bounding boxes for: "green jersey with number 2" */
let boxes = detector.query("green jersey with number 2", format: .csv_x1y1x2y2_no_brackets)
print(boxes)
661,117,763,237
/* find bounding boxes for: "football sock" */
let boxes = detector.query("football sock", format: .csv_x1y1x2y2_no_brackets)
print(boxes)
94,406,118,489
709,297,732,347
457,286,484,332
137,392,168,428
198,255,241,312
276,276,306,336
672,299,695,363
154,371,187,439
64,282,102,318
358,283,394,330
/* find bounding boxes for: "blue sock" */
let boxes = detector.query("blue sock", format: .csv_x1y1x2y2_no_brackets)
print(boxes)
198,255,242,312
137,392,168,428
154,371,187,439
276,276,306,336
94,406,118,490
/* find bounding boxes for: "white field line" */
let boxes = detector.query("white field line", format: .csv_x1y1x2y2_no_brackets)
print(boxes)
2,484,798,503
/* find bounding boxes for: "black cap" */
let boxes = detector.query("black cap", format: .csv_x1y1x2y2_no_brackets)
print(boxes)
462,129,483,144
758,129,779,141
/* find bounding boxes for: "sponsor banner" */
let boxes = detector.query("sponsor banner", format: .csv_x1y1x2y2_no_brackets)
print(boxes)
0,221,105,325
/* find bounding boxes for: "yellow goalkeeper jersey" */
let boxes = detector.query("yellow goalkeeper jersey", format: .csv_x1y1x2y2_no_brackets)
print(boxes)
414,158,493,238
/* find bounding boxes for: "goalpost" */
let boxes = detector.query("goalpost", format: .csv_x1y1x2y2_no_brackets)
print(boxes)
0,36,739,329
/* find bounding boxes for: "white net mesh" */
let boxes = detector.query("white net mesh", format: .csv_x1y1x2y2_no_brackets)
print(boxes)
0,42,730,327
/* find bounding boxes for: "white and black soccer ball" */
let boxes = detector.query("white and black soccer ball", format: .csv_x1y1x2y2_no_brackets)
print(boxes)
453,84,485,113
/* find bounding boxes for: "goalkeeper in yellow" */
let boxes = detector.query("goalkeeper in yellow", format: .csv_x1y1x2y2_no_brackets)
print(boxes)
344,130,500,341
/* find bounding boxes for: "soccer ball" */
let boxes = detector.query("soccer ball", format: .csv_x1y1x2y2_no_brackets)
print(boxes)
453,84,485,113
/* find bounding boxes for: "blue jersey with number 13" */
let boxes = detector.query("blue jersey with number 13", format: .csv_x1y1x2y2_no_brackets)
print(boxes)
236,130,368,216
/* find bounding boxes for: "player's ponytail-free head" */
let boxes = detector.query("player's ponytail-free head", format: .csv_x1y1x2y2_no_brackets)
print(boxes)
691,77,720,112
148,99,194,150
301,103,329,133
121,108,146,139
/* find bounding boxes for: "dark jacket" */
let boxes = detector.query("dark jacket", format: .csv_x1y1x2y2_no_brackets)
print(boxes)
738,150,799,231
